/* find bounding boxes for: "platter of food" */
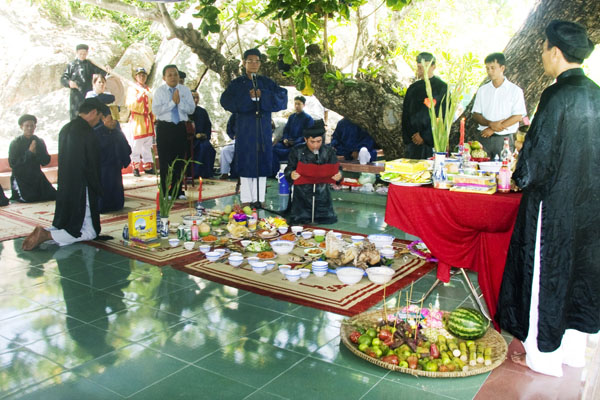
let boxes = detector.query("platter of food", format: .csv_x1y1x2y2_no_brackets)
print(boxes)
340,308,507,378
246,240,272,253
201,235,218,243
257,229,278,239
391,180,432,187
297,238,315,248
407,240,438,262
278,233,297,242
304,248,324,257
256,251,276,260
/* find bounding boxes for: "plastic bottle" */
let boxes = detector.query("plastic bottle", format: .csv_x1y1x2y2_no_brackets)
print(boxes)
248,209,258,231
500,137,511,162
191,220,199,241
497,160,512,193
276,167,289,195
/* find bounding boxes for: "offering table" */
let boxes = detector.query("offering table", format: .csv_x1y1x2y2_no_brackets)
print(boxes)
385,184,522,329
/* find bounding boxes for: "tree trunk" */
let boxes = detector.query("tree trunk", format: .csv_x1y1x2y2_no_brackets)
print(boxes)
452,0,600,149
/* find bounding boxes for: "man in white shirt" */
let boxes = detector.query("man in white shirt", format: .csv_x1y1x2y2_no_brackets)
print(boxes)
152,64,195,199
472,53,527,159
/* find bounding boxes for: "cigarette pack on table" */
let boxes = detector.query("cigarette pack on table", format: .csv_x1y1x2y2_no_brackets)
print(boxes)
385,159,430,174
128,209,158,241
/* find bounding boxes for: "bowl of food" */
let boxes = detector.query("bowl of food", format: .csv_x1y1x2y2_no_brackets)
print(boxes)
291,225,304,235
240,240,251,249
284,269,301,282
332,232,343,240
264,260,277,271
278,226,289,235
168,238,180,248
367,234,395,249
304,248,324,257
270,240,295,256
247,256,261,267
252,262,267,274
279,264,291,275
313,229,326,242
228,255,244,267
205,251,221,262
301,231,313,240
366,266,395,284
336,267,364,285
182,215,203,226
198,244,211,254
299,268,310,279
379,248,395,259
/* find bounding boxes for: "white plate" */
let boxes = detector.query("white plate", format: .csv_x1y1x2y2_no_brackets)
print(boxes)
390,180,432,187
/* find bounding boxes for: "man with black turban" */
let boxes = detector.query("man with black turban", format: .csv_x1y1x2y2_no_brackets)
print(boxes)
284,120,341,224
496,20,599,377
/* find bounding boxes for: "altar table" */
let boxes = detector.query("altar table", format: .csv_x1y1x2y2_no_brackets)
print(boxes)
385,184,522,327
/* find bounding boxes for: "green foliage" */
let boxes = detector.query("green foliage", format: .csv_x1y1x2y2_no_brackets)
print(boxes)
192,2,222,36
323,70,357,91
358,65,383,79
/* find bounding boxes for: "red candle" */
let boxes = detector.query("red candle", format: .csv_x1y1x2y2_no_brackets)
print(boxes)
198,177,203,202
156,191,160,211
459,117,465,146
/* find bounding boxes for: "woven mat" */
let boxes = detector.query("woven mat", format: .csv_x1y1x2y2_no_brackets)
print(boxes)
0,179,237,241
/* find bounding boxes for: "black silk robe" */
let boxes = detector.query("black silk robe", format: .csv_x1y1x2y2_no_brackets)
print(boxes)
60,59,104,120
402,76,448,159
496,68,600,352
52,117,103,238
284,144,338,224
8,135,56,202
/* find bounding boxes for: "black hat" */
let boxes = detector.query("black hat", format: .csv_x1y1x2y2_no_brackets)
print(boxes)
243,48,261,60
303,120,326,138
178,70,187,79
18,114,37,126
135,67,147,75
545,20,595,61
76,44,89,51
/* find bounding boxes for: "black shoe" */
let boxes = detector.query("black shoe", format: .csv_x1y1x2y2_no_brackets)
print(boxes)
133,169,140,177
145,168,156,175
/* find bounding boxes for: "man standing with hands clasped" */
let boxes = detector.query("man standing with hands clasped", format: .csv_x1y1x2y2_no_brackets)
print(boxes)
496,20,599,378
152,65,195,200
472,53,527,159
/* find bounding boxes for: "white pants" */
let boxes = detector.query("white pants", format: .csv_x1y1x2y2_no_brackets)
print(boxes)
46,190,97,246
131,136,154,166
220,142,235,174
240,177,266,203
523,201,589,377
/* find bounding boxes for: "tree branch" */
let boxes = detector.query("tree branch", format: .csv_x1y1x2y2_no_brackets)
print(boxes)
78,0,161,22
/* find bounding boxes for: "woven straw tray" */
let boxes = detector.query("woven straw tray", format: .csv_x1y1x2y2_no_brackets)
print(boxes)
340,308,508,378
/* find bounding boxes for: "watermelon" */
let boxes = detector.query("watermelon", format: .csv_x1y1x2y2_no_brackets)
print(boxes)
446,307,490,340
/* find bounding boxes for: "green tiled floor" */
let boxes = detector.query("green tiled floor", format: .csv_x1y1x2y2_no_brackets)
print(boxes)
0,184,494,399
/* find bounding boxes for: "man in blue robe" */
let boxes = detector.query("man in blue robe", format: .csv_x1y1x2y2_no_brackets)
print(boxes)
191,91,215,178
272,96,314,172
330,118,378,161
220,48,287,206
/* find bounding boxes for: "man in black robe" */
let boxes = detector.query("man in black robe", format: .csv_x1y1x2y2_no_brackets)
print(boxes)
402,52,447,159
60,44,105,120
0,184,8,206
22,98,107,250
284,121,341,224
496,20,599,377
9,114,56,202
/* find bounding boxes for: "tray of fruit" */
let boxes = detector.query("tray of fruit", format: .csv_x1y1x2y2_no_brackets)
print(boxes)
340,307,507,378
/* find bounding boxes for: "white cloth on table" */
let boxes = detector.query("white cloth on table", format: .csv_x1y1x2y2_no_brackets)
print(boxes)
523,201,589,377
240,177,266,203
472,78,526,135
220,141,235,174
46,189,97,246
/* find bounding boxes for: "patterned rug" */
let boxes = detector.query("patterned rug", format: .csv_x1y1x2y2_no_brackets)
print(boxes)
0,179,237,241
90,217,435,316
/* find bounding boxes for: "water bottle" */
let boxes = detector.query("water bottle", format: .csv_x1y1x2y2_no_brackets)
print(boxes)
277,169,289,195
497,160,512,193
500,137,511,162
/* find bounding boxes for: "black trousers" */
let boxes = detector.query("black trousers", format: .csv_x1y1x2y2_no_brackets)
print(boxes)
156,120,187,196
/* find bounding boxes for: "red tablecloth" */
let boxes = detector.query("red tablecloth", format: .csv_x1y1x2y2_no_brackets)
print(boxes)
385,184,522,328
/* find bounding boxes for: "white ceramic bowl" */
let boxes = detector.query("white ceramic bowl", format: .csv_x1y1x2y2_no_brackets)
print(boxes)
366,266,395,284
168,238,180,248
367,234,395,249
312,260,328,270
332,232,343,239
240,240,251,248
299,268,310,279
301,231,313,239
264,260,276,271
205,251,220,262
278,226,289,234
252,262,267,274
183,241,195,250
313,229,325,237
379,248,395,259
182,215,203,226
230,252,243,257
351,235,364,244
270,240,295,255
336,267,364,285
228,255,244,267
214,248,226,257
284,269,301,282
313,269,327,277
291,226,304,235
248,256,261,267
279,264,291,275
198,244,211,254
478,161,502,173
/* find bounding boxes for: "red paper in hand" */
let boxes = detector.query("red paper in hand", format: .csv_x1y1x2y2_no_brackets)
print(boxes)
294,161,340,185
